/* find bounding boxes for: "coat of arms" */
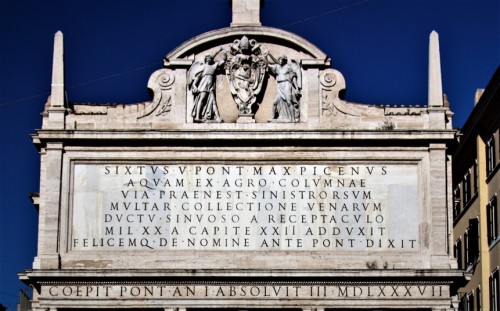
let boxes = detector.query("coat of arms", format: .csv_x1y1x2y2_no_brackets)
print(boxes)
225,36,267,116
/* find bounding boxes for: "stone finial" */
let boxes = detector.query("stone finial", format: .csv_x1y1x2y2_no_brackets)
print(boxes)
43,31,66,129
231,0,261,27
50,31,65,107
428,30,443,107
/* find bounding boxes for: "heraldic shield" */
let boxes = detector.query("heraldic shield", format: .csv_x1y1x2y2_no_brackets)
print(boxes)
225,36,267,115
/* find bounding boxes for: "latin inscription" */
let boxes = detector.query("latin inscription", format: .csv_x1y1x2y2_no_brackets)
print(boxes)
71,164,419,251
44,284,445,299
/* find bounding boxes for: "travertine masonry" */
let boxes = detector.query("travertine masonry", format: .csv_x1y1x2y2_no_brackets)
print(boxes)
21,1,462,311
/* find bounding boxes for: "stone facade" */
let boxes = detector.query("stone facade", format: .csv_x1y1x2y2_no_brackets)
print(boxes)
20,1,463,310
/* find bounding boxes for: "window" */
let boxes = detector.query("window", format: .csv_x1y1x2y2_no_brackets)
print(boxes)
455,186,462,218
486,135,496,175
462,169,472,206
487,195,498,245
468,292,475,311
461,292,476,311
461,294,468,311
455,239,463,270
474,159,478,194
476,287,481,311
465,218,479,269
464,231,469,267
464,170,472,204
490,269,499,311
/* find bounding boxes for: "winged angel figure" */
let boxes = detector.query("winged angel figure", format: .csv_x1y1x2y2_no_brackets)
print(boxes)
187,48,227,123
266,54,302,123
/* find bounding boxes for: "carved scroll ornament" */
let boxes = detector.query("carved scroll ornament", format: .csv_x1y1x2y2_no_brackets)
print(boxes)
138,69,175,119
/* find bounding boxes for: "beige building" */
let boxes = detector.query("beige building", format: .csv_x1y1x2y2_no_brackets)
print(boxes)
452,67,500,311
20,1,465,310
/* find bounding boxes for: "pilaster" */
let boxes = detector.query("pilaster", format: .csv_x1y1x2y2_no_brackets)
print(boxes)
33,142,64,269
429,143,451,267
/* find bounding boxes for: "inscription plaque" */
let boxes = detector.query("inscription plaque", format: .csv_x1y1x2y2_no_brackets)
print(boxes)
71,164,419,251
43,284,447,300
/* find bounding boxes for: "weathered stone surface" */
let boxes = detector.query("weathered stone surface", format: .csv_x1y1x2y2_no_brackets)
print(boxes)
22,2,461,311
71,163,418,252
429,31,444,108
231,0,261,27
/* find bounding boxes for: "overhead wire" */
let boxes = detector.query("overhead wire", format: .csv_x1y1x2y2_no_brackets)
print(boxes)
279,0,373,28
65,61,161,90
0,62,161,107
0,0,373,108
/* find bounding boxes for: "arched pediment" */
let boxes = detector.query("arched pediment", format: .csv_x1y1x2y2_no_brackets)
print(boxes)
166,26,329,64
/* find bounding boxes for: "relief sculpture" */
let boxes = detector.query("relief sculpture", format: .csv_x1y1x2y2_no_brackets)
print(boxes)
225,36,267,116
188,48,227,123
187,36,303,123
266,54,302,123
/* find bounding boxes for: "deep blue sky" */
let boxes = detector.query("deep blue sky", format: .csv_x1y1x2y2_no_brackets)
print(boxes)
0,0,499,309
